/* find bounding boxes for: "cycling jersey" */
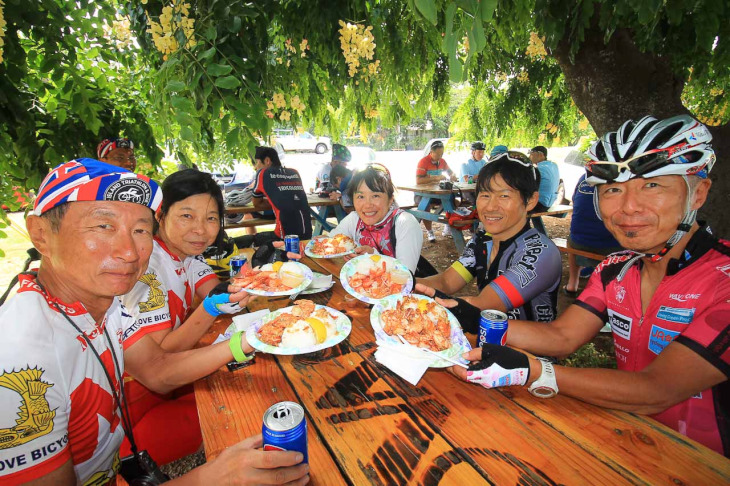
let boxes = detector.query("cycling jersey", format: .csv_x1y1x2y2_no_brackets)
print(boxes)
452,224,561,321
122,237,217,347
416,155,451,178
576,224,730,456
253,167,313,239
0,274,129,485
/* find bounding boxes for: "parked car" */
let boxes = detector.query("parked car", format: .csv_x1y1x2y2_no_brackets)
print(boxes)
274,130,331,154
552,149,586,205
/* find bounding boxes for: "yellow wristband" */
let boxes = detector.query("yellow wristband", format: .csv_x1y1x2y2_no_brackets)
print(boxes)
229,331,252,363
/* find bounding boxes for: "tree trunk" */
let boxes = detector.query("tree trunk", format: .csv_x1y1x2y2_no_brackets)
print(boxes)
552,27,730,237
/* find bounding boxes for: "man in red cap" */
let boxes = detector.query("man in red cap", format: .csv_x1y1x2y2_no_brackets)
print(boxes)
97,137,137,171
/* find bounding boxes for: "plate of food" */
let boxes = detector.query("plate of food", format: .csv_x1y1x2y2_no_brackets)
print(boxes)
304,234,356,258
232,261,313,296
370,294,471,368
245,300,351,355
300,271,335,295
340,254,413,304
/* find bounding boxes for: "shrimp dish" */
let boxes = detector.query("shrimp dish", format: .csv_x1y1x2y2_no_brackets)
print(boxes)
257,300,338,348
347,255,410,300
380,295,451,351
233,261,306,292
310,234,355,256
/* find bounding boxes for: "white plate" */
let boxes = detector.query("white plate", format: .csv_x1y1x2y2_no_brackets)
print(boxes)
300,272,335,295
235,262,313,296
245,304,351,355
340,254,413,305
370,294,471,368
304,237,355,259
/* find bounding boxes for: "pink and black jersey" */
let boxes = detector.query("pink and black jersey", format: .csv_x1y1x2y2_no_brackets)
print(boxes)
0,274,132,484
122,237,217,346
452,224,562,321
253,167,312,239
576,225,730,456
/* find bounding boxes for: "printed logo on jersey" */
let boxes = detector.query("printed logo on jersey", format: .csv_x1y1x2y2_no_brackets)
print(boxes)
138,273,165,313
0,367,56,450
656,306,695,324
648,325,680,355
595,253,634,273
607,310,632,340
717,263,730,278
512,233,546,288
615,285,626,303
669,293,701,302
104,178,152,205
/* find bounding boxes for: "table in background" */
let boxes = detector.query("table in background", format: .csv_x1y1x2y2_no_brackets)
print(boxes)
225,194,345,236
193,250,730,485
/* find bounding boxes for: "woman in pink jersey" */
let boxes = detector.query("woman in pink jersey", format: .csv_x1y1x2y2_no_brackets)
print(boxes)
121,169,248,464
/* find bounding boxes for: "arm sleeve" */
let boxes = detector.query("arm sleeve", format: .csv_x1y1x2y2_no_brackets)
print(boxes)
0,314,72,482
190,256,218,295
675,279,730,377
328,211,359,238
393,212,423,273
252,169,265,198
451,233,481,283
121,270,172,348
487,241,562,311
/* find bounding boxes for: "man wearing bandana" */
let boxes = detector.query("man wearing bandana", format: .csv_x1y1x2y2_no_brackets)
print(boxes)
97,137,137,172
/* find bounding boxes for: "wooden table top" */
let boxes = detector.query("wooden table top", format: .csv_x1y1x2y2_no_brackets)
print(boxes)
531,203,573,218
193,250,730,485
397,182,475,195
225,193,342,215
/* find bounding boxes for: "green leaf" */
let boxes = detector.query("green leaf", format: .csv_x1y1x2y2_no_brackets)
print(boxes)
180,125,195,141
198,47,217,60
171,96,195,113
207,63,233,76
57,109,67,125
166,81,187,92
469,16,487,53
226,127,240,148
480,0,498,22
415,0,437,25
214,76,241,89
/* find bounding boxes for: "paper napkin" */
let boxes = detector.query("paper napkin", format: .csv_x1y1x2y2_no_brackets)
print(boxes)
309,274,333,289
374,340,433,386
212,309,270,345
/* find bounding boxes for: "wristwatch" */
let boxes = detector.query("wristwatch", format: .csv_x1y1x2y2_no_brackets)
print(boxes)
528,358,559,398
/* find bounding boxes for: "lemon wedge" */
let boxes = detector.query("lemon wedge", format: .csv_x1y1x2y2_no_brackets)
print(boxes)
306,318,327,343
370,254,381,262
417,299,428,312
272,261,284,272
279,270,304,288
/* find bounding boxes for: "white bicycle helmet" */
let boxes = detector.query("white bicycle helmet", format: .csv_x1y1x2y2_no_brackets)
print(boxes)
225,187,253,207
584,114,716,268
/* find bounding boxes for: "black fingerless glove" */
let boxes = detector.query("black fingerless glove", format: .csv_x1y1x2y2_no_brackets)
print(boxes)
466,344,530,387
251,241,287,268
432,289,481,334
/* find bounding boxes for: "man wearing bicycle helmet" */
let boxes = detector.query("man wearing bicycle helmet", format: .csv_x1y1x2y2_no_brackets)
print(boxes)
444,115,729,457
459,141,487,204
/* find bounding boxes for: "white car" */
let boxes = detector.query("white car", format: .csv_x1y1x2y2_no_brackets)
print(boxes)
274,130,331,154
552,148,587,204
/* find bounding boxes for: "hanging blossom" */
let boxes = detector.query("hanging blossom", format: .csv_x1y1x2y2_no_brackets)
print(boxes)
147,1,196,60
338,20,377,78
526,32,547,60
0,0,6,64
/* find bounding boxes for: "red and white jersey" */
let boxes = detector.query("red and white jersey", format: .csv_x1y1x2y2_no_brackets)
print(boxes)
577,225,730,456
0,274,132,484
122,237,218,347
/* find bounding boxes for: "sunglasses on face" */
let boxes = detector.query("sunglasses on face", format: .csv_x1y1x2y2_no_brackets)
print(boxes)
584,149,672,181
108,155,137,164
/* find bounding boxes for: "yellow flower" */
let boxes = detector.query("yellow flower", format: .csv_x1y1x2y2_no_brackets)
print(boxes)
272,93,286,109
526,32,547,60
265,110,275,119
266,101,274,110
280,110,291,121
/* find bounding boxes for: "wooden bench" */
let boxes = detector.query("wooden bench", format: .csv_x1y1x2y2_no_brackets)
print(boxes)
225,218,276,229
552,237,606,262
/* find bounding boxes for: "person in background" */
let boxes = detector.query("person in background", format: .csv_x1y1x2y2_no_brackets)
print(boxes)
529,145,560,212
489,144,508,160
329,163,354,210
416,140,457,242
459,141,487,205
416,151,560,324
0,158,308,485
329,164,424,274
446,115,728,458
253,146,313,240
97,137,137,171
315,143,351,191
563,172,623,295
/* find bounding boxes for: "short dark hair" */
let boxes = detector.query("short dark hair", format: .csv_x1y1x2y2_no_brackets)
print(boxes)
330,164,352,184
530,146,548,157
476,153,540,205
346,166,395,201
255,146,281,167
159,169,225,247
41,203,69,232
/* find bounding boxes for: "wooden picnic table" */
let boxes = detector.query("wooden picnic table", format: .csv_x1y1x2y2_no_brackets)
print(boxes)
225,194,345,236
193,250,730,485
397,183,573,252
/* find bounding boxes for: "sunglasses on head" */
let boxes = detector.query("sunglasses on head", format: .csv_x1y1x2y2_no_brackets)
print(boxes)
359,163,391,178
584,148,672,181
500,151,537,179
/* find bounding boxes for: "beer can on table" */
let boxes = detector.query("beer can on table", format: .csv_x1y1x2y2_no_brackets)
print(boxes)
262,401,308,463
229,254,247,278
478,310,508,347
284,234,300,254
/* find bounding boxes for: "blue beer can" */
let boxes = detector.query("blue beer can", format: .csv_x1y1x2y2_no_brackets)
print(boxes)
229,254,247,278
478,310,508,347
262,401,308,463
284,234,300,255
